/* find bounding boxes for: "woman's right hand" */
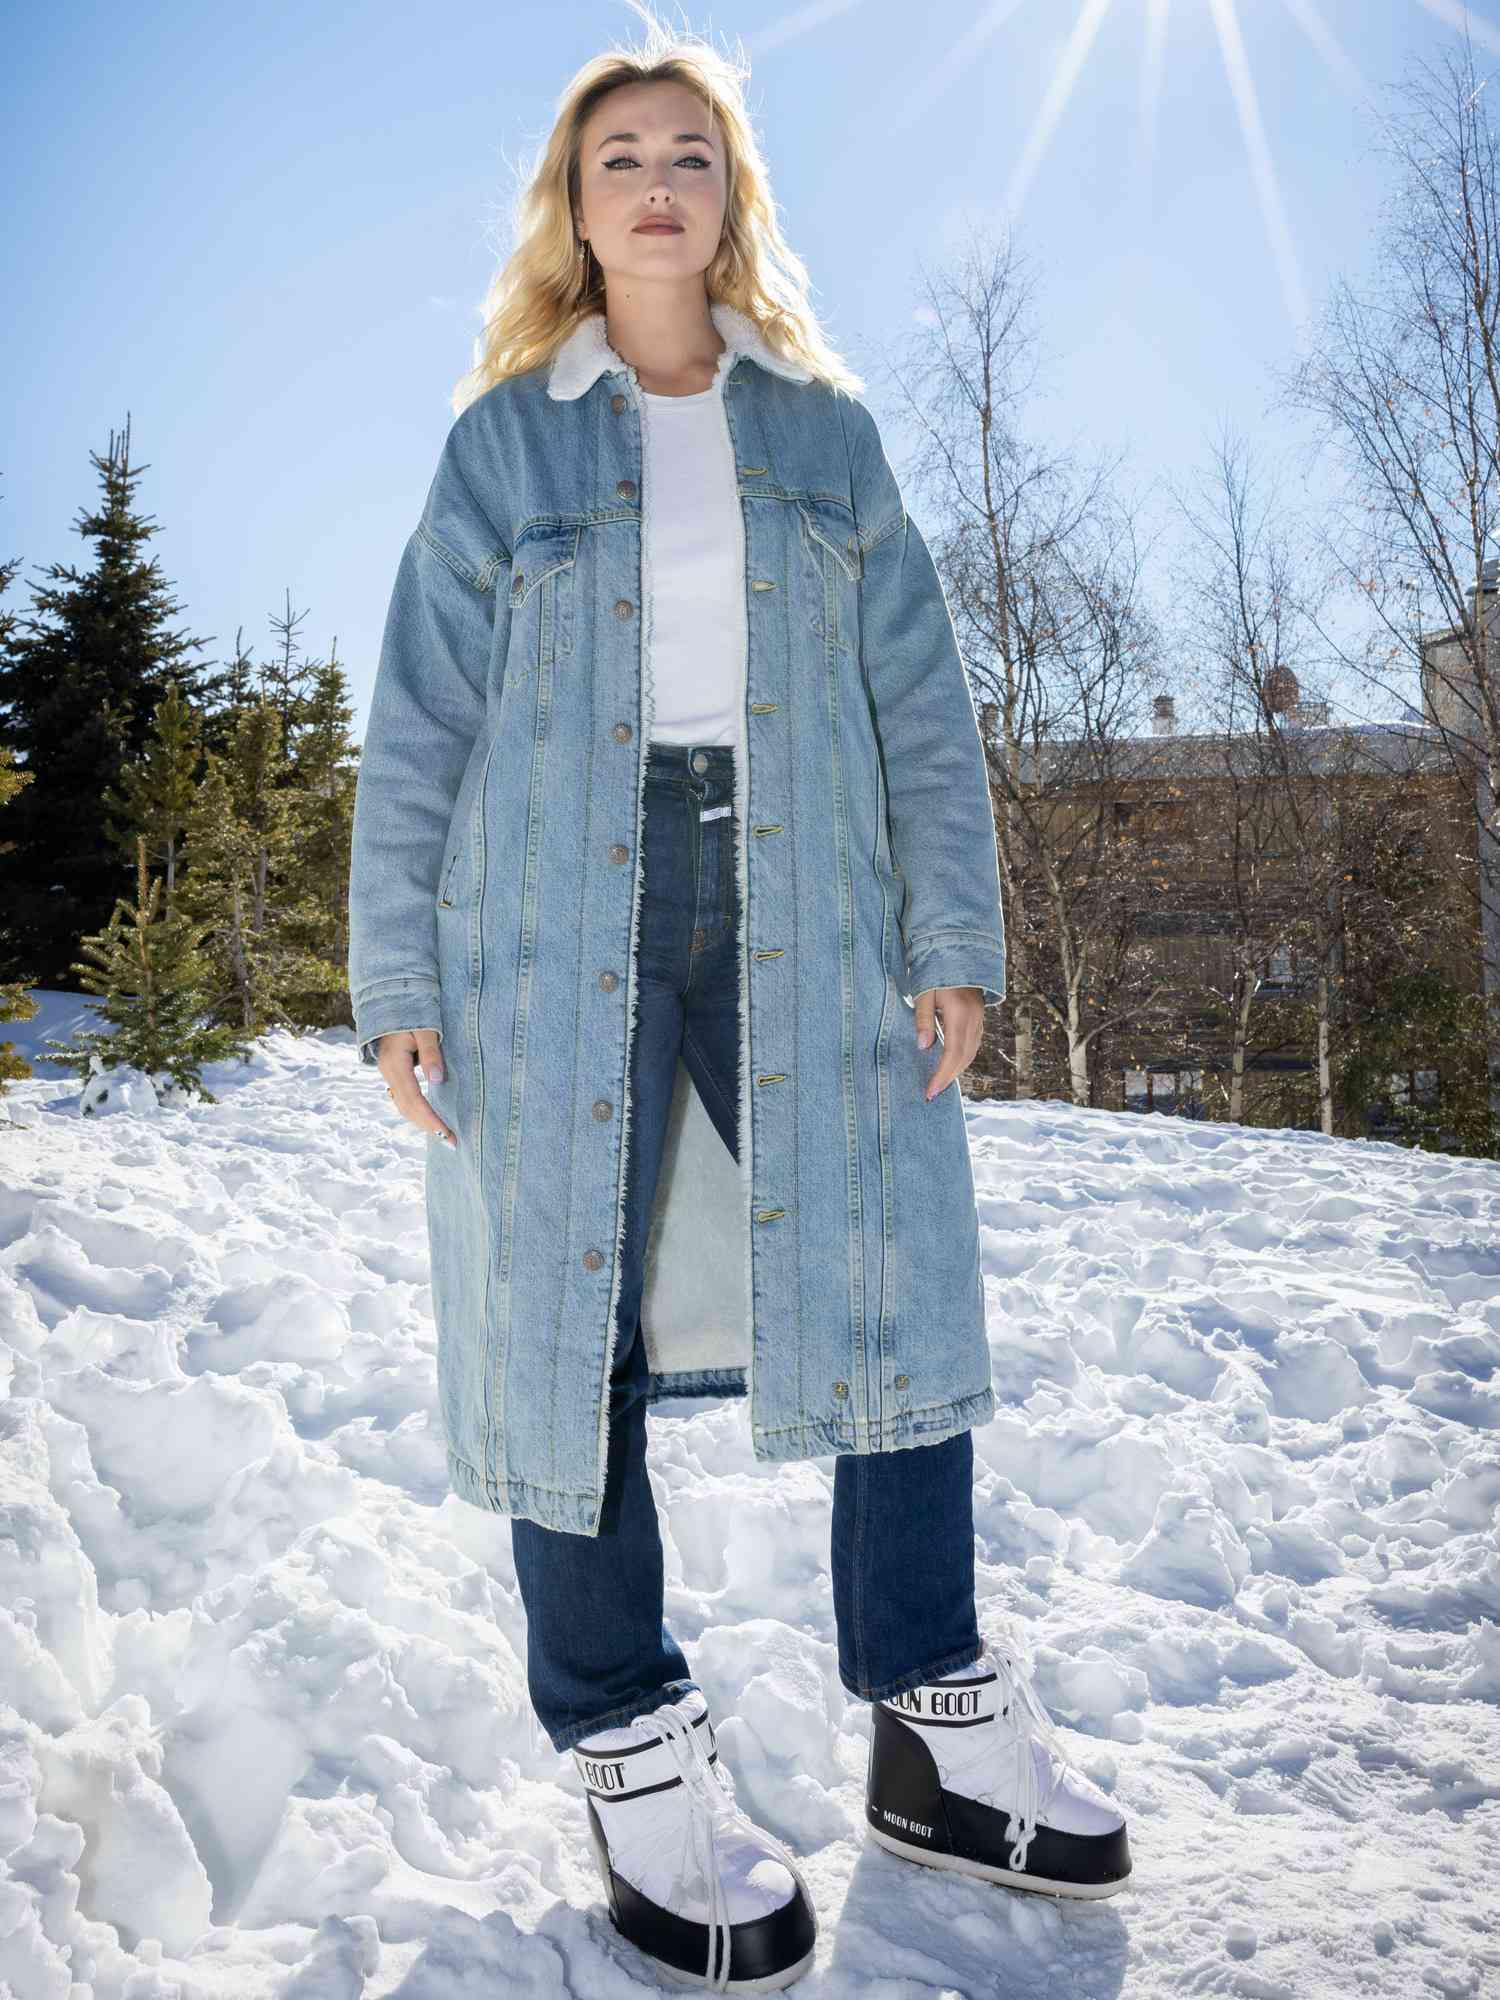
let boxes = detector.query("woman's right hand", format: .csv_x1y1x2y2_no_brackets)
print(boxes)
377,1029,457,1147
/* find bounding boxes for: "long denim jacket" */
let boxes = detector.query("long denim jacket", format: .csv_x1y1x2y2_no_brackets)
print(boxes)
347,301,1007,1535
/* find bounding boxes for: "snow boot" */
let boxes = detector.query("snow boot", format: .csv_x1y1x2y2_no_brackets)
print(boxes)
865,1645,1132,1899
573,1686,818,1991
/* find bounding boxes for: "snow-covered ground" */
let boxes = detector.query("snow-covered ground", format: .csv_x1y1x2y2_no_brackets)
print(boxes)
2,989,1498,1999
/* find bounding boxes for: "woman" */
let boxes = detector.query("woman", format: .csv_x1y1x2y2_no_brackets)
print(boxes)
347,19,1130,1992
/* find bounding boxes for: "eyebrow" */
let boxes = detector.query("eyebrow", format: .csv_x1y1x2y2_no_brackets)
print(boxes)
594,131,716,150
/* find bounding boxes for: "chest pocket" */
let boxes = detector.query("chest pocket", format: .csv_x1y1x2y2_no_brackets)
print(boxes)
797,497,862,647
798,497,862,579
508,522,578,668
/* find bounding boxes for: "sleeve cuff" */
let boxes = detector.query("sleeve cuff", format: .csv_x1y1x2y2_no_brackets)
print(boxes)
353,978,444,1064
905,933,1007,1011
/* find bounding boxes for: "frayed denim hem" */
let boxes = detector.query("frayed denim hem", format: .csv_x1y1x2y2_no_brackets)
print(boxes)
844,1638,985,1706
548,1677,702,1757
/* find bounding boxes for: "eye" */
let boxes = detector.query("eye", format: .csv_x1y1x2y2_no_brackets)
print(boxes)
603,153,713,170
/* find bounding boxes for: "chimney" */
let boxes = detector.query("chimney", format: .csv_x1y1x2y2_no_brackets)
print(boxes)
1423,559,1497,747
1151,694,1176,736
1265,663,1300,715
1466,557,1500,645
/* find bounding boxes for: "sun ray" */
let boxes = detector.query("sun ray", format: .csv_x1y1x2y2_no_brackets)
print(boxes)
1207,0,1310,340
1277,0,1368,95
749,0,867,61
1413,0,1500,57
1000,0,1120,215
763,0,1500,343
1138,0,1172,186
893,0,1036,132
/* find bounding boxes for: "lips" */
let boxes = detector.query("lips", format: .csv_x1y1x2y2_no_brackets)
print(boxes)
633,220,683,233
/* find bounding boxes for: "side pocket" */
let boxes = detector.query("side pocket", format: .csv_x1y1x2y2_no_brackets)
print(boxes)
434,727,494,911
438,847,461,909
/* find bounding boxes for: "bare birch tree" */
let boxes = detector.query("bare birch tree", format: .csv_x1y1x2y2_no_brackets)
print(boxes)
1277,33,1500,1137
875,223,1170,1106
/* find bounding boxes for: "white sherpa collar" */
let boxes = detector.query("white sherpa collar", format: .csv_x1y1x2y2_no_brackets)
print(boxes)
546,299,813,400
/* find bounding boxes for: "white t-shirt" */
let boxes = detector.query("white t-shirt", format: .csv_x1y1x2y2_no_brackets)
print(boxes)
639,375,745,748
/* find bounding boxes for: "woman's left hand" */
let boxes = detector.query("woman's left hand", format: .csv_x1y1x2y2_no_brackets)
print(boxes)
914,986,985,1101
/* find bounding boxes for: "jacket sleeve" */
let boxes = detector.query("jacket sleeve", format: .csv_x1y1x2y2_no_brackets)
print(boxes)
347,416,512,1064
840,394,1007,1009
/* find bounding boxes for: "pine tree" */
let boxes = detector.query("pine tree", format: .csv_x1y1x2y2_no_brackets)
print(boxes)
178,598,361,1041
0,488,39,1095
100,679,205,903
42,835,252,1107
176,701,334,1040
195,624,260,749
263,590,324,737
275,637,361,1030
0,415,210,986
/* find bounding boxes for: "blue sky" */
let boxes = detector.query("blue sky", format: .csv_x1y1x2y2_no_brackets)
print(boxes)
5,1,1497,739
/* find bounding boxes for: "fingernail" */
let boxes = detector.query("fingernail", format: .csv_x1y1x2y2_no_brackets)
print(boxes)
918,1030,932,1048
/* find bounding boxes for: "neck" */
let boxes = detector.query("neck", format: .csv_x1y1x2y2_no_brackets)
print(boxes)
598,287,726,392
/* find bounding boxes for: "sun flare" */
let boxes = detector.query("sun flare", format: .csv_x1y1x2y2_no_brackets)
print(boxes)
811,0,1500,337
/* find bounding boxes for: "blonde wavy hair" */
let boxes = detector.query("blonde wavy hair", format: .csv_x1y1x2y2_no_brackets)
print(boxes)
451,5,864,414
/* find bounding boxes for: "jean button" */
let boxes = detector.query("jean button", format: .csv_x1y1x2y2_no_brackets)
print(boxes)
691,750,709,773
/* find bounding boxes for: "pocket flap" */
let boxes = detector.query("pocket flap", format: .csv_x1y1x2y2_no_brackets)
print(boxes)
509,523,579,606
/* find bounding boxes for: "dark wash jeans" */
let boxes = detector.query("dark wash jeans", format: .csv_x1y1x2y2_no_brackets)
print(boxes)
510,740,983,1755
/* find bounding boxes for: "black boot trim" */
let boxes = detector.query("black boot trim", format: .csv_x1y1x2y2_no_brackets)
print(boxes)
866,1700,1132,1894
585,1797,818,1988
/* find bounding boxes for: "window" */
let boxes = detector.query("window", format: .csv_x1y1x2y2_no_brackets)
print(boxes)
1258,941,1303,993
1387,1067,1439,1110
1123,1066,1204,1116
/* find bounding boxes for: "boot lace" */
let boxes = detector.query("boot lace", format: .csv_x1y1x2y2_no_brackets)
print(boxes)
634,1695,812,1993
986,1649,1068,1873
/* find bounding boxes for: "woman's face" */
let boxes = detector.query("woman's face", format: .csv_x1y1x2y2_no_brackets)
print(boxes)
574,79,728,290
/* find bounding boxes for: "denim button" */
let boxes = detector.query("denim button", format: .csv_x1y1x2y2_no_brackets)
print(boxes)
583,1249,604,1271
592,1099,613,1120
613,721,632,742
513,571,525,594
832,1380,848,1399
599,971,619,991
614,599,635,620
894,1374,909,1389
611,392,628,413
617,478,637,499
691,750,709,773
609,843,628,863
